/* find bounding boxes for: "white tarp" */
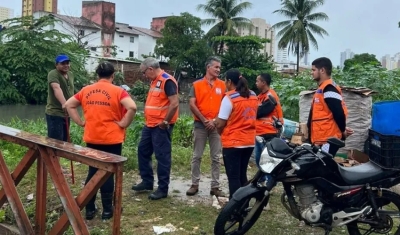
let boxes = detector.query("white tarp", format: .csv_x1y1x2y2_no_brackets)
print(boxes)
299,87,375,153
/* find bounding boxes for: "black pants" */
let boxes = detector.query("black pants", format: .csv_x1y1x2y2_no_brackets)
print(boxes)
85,143,122,209
46,114,69,141
223,147,254,199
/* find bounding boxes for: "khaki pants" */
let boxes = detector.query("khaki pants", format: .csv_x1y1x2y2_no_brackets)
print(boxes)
191,127,221,188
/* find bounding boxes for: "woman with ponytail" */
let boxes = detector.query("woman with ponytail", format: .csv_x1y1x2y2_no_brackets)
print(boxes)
214,68,258,199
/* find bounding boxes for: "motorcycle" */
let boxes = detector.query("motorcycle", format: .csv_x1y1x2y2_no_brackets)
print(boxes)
214,121,400,235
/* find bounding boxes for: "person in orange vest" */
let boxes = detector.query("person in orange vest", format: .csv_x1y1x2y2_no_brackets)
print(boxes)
186,56,226,197
308,57,353,155
214,69,258,199
132,57,179,200
254,73,284,166
65,61,137,220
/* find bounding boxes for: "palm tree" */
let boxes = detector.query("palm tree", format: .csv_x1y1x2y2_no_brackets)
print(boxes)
273,0,329,73
197,0,253,54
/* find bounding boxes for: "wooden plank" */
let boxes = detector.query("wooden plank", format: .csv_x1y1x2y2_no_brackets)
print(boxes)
49,169,112,235
0,125,126,165
39,147,90,235
35,156,47,235
0,151,34,234
0,149,38,207
112,164,124,235
0,223,20,235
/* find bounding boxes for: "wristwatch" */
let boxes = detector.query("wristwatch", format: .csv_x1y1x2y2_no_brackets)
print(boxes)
163,120,169,125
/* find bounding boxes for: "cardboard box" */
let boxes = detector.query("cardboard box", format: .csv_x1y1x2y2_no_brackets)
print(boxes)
334,149,369,167
348,149,369,163
290,133,303,145
299,123,308,140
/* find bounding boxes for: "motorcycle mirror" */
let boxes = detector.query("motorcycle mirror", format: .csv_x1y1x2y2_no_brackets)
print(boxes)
256,136,264,143
327,137,345,148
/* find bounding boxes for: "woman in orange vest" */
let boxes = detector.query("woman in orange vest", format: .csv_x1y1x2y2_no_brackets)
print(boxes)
65,62,137,220
214,68,258,199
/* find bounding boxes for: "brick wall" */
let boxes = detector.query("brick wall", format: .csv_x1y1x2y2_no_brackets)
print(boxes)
105,60,173,86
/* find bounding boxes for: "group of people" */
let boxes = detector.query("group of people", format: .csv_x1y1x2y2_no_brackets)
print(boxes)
45,54,352,221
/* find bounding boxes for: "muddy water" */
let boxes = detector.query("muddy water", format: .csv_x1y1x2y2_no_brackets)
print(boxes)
168,175,229,205
129,174,230,205
0,103,192,123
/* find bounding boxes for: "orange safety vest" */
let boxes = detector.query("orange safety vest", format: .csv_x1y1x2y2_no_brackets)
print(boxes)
221,90,259,148
192,78,226,121
144,71,179,127
310,79,348,145
78,79,127,144
256,89,284,135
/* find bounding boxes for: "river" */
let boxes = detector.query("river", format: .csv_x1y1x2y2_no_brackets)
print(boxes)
0,103,192,123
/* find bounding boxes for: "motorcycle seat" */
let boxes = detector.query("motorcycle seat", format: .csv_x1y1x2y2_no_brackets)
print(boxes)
269,138,293,159
338,161,388,185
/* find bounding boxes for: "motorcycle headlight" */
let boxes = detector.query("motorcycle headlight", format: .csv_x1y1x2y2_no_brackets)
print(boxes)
259,147,283,173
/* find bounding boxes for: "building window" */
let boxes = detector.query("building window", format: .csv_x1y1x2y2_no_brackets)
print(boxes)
78,30,85,36
255,27,259,36
130,37,135,43
129,51,134,57
90,47,96,51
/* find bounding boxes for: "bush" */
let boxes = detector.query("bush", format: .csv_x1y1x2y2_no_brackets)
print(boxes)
273,64,400,121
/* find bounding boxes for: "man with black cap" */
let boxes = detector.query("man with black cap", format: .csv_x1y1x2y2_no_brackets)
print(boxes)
45,54,74,142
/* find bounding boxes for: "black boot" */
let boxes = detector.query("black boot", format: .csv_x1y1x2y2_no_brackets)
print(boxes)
85,194,98,220
101,193,114,220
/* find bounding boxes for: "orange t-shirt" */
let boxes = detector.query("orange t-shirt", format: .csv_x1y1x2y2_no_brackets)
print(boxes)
74,79,130,144
192,78,226,121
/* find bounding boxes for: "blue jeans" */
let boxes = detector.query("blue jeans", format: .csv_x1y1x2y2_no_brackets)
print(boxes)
137,125,174,193
254,140,264,167
46,114,69,141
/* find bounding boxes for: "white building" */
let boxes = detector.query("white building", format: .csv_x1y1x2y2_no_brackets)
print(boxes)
0,6,14,27
130,26,162,60
236,18,275,59
276,45,289,63
340,49,355,68
114,23,142,59
381,53,400,70
32,11,162,72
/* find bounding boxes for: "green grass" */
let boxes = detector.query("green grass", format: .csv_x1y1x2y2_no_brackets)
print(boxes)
0,118,348,234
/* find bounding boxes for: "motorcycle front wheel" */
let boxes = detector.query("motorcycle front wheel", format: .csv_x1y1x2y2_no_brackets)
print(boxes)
214,192,269,235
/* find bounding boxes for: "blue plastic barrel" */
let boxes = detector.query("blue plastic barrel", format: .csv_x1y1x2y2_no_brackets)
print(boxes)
372,101,400,136
283,118,299,138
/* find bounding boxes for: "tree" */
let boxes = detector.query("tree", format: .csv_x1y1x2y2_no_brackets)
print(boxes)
0,15,89,104
197,0,253,54
212,35,276,89
343,53,381,71
155,12,213,78
273,0,329,73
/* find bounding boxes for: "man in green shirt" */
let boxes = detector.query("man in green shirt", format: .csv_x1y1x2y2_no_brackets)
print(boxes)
45,54,74,141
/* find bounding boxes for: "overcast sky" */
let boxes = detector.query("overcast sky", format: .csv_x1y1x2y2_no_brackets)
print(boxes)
2,0,400,66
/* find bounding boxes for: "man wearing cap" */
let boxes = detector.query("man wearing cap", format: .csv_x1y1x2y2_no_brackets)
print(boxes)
45,54,74,142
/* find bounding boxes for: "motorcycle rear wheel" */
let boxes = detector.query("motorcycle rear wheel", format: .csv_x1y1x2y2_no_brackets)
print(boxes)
347,190,400,235
214,193,269,235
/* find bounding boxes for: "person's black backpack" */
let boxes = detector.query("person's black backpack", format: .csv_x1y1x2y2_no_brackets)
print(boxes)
257,94,277,119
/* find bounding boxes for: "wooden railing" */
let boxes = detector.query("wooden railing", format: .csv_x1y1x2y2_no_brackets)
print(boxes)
0,124,126,235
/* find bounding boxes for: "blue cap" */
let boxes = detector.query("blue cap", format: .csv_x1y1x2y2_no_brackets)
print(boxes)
55,54,70,63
